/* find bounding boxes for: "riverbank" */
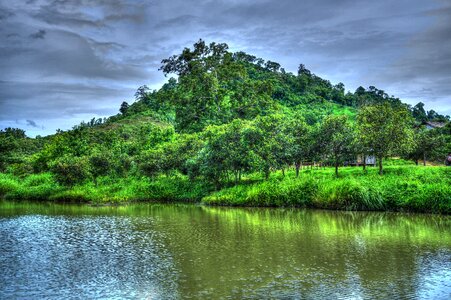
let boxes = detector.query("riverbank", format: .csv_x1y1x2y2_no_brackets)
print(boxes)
1,165,450,213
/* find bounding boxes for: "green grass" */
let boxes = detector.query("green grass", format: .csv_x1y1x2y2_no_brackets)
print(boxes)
203,166,451,214
1,165,450,213
2,173,63,201
0,173,20,195
0,172,209,204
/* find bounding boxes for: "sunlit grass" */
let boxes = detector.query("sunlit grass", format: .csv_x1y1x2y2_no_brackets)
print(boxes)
1,165,450,213
203,166,451,213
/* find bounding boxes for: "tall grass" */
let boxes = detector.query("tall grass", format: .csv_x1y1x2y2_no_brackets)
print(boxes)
1,166,450,213
203,166,451,213
0,172,209,204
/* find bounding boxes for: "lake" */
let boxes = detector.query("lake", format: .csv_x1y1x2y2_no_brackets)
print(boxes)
0,201,450,299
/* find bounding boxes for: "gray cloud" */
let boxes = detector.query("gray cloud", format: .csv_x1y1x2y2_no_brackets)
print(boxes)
26,119,38,128
0,6,13,20
29,29,46,39
0,0,450,137
0,81,134,119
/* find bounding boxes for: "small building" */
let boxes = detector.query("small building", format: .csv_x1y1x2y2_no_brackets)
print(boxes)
423,121,446,130
359,155,376,166
345,155,376,166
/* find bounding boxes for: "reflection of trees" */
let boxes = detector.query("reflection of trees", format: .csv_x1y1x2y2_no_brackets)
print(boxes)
1,202,449,299
144,206,450,299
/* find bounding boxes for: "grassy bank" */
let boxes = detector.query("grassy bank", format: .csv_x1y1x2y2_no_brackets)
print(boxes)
203,166,451,213
0,172,208,204
1,165,450,213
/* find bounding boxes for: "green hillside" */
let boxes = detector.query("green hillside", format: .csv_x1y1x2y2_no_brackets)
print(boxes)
1,40,450,213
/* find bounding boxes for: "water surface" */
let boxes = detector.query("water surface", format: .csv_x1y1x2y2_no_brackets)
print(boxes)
0,201,450,299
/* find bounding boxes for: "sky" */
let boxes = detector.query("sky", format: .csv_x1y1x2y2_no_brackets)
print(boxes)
1,0,450,137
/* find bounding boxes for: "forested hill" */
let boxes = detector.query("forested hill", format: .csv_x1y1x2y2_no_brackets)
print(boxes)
0,40,450,211
109,39,448,132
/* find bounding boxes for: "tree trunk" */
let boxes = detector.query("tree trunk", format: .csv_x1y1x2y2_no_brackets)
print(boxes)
282,168,285,177
335,161,339,177
295,162,300,177
265,169,270,180
423,153,426,166
215,179,221,191
362,155,367,172
378,157,383,175
415,159,418,166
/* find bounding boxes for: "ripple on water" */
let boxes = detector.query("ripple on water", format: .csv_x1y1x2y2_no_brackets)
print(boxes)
0,215,179,300
1,205,450,299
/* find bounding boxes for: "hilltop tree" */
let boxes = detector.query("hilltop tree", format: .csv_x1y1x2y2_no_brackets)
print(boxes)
159,39,276,132
120,101,129,115
134,85,150,101
357,103,414,175
297,64,311,76
264,60,281,72
412,102,427,122
159,39,229,77
159,40,232,132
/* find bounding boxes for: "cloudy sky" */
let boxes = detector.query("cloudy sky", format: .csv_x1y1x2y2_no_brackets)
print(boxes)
1,0,450,136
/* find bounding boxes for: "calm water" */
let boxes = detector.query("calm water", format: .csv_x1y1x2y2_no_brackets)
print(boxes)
0,202,450,299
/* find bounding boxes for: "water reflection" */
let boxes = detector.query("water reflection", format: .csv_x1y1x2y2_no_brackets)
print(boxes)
0,202,450,299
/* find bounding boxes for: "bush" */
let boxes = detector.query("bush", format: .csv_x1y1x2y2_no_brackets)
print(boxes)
50,156,91,187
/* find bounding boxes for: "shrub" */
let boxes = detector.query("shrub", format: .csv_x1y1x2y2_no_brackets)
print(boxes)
50,156,91,187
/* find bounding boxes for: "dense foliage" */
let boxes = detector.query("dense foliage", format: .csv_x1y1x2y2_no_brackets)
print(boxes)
1,40,450,212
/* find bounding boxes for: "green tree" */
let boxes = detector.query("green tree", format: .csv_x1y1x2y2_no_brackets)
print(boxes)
159,40,277,132
0,128,27,172
406,128,445,165
319,115,355,176
192,119,253,187
244,114,286,180
357,103,414,175
284,115,311,177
